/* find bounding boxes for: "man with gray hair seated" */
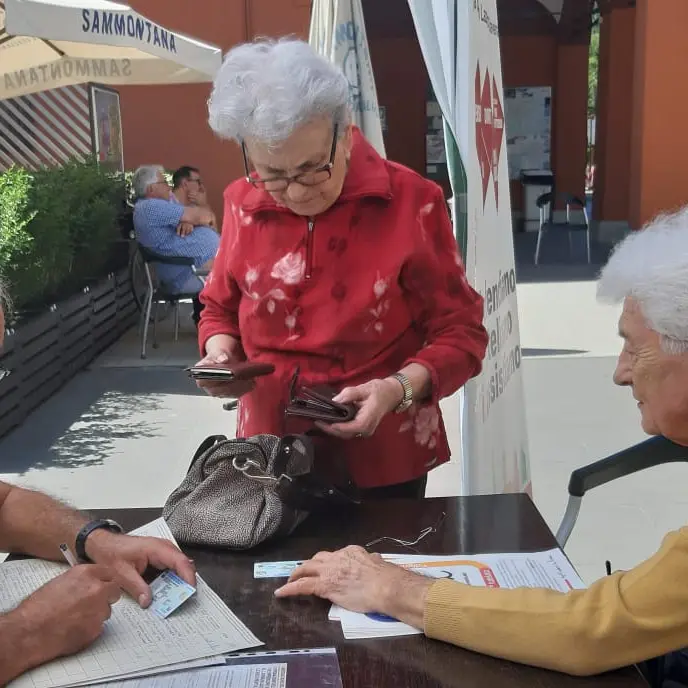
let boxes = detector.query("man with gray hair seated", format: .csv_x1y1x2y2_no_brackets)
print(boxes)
275,206,688,686
0,280,196,684
132,165,220,325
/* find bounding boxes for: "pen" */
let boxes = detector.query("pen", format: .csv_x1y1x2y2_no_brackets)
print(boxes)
605,560,612,576
59,543,78,567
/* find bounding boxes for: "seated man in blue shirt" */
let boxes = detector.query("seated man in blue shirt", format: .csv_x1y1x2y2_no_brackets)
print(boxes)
171,165,218,233
132,165,220,325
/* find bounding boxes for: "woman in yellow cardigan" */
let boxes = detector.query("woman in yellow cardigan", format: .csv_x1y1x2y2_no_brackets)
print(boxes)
275,206,688,687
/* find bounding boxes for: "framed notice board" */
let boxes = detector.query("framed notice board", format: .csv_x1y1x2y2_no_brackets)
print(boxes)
426,83,448,182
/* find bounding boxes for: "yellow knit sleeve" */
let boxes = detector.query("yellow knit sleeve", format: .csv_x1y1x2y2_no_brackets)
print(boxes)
423,528,688,676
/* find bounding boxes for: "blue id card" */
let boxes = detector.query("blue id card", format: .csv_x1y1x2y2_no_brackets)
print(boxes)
149,570,196,619
253,560,304,578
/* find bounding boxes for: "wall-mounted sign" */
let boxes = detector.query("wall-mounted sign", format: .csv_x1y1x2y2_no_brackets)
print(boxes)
504,86,551,180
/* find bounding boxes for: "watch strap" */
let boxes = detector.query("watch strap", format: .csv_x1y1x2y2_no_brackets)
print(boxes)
75,518,124,563
391,372,413,413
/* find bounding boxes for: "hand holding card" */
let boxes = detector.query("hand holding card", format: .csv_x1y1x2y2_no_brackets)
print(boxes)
189,361,275,399
186,361,275,382
150,570,197,619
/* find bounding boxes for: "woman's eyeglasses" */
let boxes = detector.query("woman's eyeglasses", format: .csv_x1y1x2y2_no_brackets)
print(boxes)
364,511,448,553
242,123,339,192
0,368,11,382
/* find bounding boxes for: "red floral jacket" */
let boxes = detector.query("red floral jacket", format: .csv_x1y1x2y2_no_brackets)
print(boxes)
199,129,488,488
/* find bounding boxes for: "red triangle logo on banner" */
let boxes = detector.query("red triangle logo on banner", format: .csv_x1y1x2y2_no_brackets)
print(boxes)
474,62,505,211
475,62,491,205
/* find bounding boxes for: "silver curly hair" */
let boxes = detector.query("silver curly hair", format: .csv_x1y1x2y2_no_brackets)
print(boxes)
208,37,351,145
131,165,165,200
598,205,688,354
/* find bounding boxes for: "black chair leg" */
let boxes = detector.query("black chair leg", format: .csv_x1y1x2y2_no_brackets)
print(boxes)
192,296,204,328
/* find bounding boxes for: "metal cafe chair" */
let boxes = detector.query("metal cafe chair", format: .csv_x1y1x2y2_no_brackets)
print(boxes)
556,435,688,548
136,243,202,359
535,191,591,266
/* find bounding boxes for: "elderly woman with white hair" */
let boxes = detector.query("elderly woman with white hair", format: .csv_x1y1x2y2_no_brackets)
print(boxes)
274,207,688,685
195,38,488,496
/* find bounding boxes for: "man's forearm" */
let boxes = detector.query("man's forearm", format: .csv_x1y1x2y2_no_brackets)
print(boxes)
182,206,214,227
0,485,87,560
0,609,42,685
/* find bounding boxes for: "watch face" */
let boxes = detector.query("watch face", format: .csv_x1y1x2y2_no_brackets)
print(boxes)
103,519,124,533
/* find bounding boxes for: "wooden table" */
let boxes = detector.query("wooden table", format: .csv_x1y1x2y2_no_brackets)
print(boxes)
99,494,646,688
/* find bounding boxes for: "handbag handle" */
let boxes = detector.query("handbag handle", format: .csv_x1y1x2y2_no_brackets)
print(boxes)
189,436,274,483
186,435,228,474
272,434,315,479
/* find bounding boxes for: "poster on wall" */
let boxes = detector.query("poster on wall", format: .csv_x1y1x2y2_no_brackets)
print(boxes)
379,105,388,132
426,84,448,180
504,86,551,180
89,84,124,173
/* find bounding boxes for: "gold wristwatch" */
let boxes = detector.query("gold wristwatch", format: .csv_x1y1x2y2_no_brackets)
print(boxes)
391,372,413,413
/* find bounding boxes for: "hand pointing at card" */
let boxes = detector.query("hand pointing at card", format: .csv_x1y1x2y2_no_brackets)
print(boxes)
84,530,196,608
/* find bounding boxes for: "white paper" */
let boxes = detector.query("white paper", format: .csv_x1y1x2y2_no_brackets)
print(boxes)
337,607,421,639
334,548,584,639
426,134,446,164
129,517,181,542
5,519,262,688
387,547,584,592
70,658,227,687
89,663,287,688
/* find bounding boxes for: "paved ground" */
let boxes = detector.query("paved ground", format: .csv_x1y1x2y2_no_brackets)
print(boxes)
1,235,682,584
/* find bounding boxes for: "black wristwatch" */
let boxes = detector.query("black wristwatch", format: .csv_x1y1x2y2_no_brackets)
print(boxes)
75,518,124,563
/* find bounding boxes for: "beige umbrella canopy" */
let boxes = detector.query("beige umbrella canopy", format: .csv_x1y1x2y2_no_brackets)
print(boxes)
309,0,386,157
0,0,222,100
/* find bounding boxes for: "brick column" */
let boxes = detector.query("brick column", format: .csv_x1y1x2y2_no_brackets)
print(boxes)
629,0,688,228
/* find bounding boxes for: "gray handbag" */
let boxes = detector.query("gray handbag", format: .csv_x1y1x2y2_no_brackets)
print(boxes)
162,433,360,549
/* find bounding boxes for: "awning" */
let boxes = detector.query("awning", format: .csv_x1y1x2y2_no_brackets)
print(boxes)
0,0,223,100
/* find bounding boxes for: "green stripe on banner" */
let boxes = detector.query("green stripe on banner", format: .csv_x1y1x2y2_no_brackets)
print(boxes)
443,118,468,260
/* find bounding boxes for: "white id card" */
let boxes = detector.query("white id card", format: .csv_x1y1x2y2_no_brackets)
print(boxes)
253,561,305,579
149,569,197,619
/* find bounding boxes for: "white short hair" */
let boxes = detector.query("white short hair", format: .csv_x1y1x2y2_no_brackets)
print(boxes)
132,165,164,199
597,205,688,353
208,37,351,145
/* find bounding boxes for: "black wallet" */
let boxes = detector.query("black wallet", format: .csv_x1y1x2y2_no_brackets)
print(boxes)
285,369,356,424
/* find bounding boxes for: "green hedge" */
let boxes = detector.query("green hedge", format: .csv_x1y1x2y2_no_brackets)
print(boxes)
0,158,126,312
